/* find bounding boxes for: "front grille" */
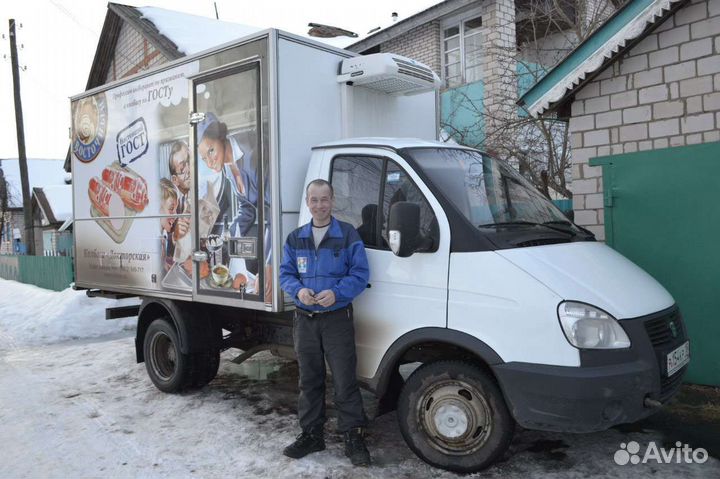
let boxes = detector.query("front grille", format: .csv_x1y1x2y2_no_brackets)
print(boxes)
644,310,683,347
643,308,687,400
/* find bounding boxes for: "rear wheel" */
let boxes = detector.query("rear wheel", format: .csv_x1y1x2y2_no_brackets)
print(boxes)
397,360,514,473
144,318,193,392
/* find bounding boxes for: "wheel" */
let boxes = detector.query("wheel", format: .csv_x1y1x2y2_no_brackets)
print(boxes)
143,318,193,392
397,360,514,473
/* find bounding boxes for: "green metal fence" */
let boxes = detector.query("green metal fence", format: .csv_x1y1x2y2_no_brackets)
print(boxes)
0,255,74,292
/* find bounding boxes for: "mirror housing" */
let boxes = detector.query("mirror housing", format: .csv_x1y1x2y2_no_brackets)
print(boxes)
388,201,421,257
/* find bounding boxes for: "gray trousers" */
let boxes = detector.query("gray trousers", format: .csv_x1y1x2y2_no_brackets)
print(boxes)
293,305,367,433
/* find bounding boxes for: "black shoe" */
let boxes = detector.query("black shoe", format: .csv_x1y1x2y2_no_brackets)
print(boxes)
283,427,325,459
344,427,371,466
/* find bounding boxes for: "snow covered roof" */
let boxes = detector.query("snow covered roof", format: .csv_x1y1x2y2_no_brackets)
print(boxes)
518,0,686,118
1,159,67,209
137,7,263,55
33,185,73,225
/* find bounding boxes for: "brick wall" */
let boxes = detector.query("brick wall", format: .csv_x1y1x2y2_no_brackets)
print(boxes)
568,0,720,240
380,21,441,74
105,21,169,83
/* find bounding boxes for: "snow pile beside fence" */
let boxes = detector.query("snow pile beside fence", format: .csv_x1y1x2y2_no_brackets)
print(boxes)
0,279,137,349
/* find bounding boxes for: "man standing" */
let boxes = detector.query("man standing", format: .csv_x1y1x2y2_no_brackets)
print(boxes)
279,179,371,466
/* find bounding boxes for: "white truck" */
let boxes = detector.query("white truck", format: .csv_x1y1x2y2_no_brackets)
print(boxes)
70,29,689,472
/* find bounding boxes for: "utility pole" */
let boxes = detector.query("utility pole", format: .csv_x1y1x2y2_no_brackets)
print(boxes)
9,18,34,255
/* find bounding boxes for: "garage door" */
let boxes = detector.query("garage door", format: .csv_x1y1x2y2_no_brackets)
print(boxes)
591,141,720,386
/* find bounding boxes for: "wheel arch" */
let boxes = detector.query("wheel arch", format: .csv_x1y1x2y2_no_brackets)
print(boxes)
367,327,505,399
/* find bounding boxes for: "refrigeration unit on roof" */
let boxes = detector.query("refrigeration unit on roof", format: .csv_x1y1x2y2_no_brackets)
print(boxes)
337,53,441,96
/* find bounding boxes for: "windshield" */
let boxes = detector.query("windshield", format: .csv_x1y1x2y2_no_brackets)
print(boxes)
407,148,583,235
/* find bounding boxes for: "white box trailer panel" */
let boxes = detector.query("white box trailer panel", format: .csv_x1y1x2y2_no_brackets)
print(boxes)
71,30,438,313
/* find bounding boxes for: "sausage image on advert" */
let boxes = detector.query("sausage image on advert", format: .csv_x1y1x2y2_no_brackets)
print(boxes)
87,162,147,243
102,163,149,212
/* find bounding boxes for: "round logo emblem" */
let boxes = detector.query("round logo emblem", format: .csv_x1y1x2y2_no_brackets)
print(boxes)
72,93,108,163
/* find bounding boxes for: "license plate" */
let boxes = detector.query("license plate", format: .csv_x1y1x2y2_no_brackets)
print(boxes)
666,341,690,377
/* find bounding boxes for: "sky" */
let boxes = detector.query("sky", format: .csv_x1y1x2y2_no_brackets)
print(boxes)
0,0,439,160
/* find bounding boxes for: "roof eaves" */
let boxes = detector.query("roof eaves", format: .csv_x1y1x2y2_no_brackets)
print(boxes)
108,3,184,61
32,187,57,225
85,7,123,90
518,0,688,118
347,0,475,53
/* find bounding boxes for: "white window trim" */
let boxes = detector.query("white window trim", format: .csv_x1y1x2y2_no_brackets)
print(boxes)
440,6,486,89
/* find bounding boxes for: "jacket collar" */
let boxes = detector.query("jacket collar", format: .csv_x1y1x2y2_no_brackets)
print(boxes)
298,216,343,239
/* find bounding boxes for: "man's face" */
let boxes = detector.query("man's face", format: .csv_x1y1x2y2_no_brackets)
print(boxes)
198,137,224,172
306,183,333,225
171,148,191,194
160,195,178,232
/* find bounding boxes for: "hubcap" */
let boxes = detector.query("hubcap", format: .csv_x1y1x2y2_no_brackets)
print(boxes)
150,331,177,381
418,380,492,455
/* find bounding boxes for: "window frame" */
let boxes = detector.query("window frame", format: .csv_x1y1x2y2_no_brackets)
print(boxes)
329,153,439,253
441,8,486,88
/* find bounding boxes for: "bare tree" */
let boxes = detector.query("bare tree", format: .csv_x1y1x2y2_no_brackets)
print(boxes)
441,0,618,199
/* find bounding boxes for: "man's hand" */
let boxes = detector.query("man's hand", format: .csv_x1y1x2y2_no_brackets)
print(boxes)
314,290,336,308
298,288,316,306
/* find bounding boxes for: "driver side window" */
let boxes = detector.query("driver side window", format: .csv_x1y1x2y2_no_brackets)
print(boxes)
330,155,439,252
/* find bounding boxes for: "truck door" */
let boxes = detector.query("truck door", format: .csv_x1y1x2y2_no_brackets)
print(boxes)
188,61,270,308
328,149,450,379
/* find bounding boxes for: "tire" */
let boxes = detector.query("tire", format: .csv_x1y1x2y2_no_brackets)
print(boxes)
397,360,514,473
143,318,193,393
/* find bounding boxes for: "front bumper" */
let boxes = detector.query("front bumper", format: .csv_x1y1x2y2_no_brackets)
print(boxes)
492,305,688,433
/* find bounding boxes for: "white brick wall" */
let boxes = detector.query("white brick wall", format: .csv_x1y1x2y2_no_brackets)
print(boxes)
569,0,720,240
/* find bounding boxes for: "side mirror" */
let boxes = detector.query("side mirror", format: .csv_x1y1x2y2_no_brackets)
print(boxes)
388,201,421,257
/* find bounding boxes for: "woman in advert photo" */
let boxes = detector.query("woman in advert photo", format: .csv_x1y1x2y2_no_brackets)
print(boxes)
197,112,270,296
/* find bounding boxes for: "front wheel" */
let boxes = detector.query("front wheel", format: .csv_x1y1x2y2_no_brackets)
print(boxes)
397,360,514,473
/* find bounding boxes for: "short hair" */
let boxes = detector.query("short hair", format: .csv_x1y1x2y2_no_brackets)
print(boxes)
306,178,334,197
160,178,178,203
168,141,189,176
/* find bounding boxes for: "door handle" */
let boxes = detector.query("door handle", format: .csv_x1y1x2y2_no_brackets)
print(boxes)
192,251,209,262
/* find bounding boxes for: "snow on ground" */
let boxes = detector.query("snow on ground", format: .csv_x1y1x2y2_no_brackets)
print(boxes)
0,279,137,350
0,279,718,478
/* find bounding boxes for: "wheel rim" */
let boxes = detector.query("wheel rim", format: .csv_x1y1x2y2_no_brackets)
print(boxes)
149,331,177,381
417,379,493,455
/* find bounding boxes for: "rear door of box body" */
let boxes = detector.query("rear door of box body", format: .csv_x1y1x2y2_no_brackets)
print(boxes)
189,38,273,311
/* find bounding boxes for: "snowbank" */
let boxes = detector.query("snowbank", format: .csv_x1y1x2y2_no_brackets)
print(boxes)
0,279,137,349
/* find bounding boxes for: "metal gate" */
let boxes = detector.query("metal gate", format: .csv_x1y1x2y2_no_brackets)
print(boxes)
591,142,720,386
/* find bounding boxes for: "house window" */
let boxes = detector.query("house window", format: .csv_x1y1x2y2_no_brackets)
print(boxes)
443,16,483,88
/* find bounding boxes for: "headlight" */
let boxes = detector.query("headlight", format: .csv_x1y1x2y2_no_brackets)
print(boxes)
557,301,631,349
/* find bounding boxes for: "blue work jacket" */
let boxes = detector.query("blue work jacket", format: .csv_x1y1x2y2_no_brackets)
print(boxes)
279,216,369,312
